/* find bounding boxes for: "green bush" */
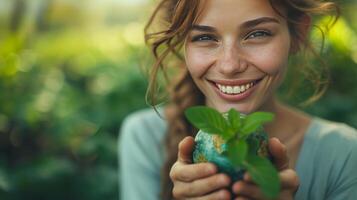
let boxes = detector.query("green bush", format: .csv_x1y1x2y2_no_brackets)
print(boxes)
0,1,356,200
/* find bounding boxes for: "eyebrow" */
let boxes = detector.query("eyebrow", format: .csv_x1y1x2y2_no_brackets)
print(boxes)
191,24,217,32
241,17,280,29
191,17,280,32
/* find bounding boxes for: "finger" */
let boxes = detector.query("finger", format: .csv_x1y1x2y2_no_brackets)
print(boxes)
279,190,296,199
173,173,231,198
269,137,289,170
279,169,300,191
170,162,217,182
232,180,263,199
242,172,253,183
187,189,231,200
234,197,250,200
238,170,300,198
178,136,195,163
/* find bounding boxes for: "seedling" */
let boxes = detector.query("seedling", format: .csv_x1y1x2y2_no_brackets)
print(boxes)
185,106,280,199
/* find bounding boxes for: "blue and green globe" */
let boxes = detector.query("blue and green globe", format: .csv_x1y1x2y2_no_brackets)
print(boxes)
193,129,270,181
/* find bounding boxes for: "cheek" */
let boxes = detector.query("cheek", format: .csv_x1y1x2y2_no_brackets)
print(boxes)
184,46,215,78
248,36,291,76
250,46,289,76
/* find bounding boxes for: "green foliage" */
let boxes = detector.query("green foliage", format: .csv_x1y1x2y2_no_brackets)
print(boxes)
184,106,230,139
228,108,241,132
0,1,149,200
0,1,356,200
185,106,279,199
243,155,280,199
227,139,247,166
240,112,274,138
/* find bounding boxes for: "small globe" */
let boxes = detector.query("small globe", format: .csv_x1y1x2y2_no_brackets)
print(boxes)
193,128,270,182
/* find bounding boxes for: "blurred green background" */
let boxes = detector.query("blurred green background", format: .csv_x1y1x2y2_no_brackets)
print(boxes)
0,0,356,200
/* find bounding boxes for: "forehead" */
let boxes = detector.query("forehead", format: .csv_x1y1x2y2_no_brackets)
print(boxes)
196,0,285,25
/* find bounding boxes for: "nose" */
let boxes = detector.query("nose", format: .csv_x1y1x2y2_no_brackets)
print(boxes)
216,44,247,75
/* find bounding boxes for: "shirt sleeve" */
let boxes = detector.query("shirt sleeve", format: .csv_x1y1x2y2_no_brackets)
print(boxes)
118,111,165,200
326,143,357,200
295,118,357,200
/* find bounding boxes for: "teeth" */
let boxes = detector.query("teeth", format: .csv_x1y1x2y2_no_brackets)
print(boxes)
240,85,245,92
226,86,233,94
233,86,240,93
222,86,226,93
216,82,255,95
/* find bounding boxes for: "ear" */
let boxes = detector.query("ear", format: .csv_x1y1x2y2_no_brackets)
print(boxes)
290,14,312,54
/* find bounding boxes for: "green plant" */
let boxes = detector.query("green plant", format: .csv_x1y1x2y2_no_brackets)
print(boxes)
185,106,280,199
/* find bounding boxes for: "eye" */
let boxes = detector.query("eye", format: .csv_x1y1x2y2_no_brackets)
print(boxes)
245,30,271,40
191,34,218,42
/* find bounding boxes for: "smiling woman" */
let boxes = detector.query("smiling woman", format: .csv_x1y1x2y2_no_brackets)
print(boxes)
184,0,293,114
119,0,357,200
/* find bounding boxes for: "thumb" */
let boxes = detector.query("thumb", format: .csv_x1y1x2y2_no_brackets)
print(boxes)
269,137,289,170
177,136,195,164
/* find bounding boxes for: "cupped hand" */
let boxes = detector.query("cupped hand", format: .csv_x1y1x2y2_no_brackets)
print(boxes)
232,137,300,200
170,136,232,200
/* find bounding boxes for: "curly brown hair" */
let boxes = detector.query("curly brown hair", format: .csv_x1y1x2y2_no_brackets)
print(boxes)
144,0,339,199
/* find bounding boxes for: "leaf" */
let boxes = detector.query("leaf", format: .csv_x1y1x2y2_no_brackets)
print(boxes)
185,106,228,136
227,139,247,166
227,108,241,133
241,112,274,136
247,137,259,155
243,155,280,199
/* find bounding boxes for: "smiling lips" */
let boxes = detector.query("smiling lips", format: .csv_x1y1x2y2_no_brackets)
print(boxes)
207,78,264,103
211,78,263,95
216,82,254,95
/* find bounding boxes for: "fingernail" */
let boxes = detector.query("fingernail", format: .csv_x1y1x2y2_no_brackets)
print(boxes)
218,174,228,184
218,189,230,199
206,164,216,174
243,173,250,181
232,181,241,193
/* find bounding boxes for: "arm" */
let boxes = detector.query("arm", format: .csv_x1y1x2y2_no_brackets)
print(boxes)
119,114,162,200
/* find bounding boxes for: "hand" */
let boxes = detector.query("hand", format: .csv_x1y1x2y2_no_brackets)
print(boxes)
170,136,232,200
231,137,300,200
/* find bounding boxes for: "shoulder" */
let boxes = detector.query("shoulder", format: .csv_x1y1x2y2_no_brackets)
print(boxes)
119,108,167,199
120,107,167,146
119,107,168,170
298,117,357,173
308,117,357,151
309,118,357,198
121,107,167,132
303,117,357,177
295,118,357,199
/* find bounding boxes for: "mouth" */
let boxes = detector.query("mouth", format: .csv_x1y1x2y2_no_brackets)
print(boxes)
210,78,263,95
209,77,264,101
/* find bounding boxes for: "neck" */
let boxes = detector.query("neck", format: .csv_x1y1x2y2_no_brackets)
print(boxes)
261,96,299,141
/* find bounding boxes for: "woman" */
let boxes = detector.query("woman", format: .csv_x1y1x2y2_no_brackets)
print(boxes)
119,0,357,199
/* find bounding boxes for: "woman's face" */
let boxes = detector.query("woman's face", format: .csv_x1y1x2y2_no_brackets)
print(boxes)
184,0,292,114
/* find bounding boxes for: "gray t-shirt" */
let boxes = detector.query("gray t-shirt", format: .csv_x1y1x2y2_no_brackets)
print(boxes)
119,108,357,200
